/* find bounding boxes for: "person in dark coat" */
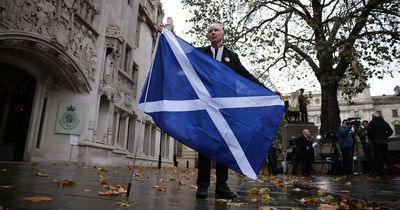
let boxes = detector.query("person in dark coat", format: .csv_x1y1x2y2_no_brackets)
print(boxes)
367,112,393,176
295,129,314,176
359,120,376,174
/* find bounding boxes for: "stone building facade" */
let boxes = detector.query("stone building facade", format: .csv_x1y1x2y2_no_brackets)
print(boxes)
307,87,400,140
0,0,176,166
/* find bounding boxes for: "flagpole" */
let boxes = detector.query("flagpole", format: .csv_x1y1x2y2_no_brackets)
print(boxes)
126,29,162,200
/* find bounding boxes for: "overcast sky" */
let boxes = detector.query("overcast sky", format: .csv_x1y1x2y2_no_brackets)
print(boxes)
160,0,400,96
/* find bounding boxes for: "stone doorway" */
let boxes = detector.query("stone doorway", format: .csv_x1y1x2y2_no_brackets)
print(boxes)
0,63,36,161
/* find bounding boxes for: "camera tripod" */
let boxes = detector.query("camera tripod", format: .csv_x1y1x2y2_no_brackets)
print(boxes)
353,133,363,175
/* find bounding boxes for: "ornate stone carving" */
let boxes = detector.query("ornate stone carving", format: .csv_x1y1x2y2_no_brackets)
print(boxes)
0,39,25,48
44,77,63,92
72,72,85,85
1,0,98,80
106,25,123,42
99,25,124,102
88,121,96,130
105,25,123,58
56,54,72,66
115,73,135,109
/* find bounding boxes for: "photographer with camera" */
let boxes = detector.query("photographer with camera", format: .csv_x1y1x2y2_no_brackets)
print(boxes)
338,120,354,175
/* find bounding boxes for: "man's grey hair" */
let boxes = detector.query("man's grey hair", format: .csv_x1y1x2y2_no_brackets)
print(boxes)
372,112,380,118
207,23,224,32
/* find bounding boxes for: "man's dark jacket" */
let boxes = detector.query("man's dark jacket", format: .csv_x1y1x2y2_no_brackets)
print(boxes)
367,116,393,143
197,46,264,87
295,135,314,163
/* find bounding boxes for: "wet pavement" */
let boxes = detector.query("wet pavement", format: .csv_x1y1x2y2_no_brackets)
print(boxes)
0,162,399,209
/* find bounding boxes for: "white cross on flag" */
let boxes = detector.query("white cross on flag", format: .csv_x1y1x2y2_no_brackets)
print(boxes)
137,29,284,179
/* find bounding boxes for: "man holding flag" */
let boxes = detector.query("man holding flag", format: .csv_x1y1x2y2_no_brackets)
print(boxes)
139,23,284,200
196,23,274,199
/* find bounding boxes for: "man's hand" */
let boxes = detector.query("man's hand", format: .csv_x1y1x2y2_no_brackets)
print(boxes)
275,91,283,100
156,23,164,33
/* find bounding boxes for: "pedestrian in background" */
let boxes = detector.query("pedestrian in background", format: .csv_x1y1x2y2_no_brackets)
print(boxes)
295,129,314,176
359,120,376,175
367,112,393,177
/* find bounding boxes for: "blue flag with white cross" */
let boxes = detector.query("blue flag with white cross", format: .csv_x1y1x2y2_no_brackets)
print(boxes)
137,29,284,179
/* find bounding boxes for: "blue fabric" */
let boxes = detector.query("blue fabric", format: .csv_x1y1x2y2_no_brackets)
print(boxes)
338,126,353,148
137,30,284,179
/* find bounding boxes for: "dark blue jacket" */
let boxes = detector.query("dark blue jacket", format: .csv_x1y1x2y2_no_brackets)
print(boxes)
197,46,265,87
338,126,353,148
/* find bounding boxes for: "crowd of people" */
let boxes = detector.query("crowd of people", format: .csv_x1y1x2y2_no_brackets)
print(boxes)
337,112,394,177
285,112,394,177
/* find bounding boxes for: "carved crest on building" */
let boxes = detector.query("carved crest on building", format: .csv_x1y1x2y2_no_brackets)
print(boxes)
0,0,98,80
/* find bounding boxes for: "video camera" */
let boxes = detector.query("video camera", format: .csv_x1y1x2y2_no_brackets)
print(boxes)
346,117,361,127
346,117,362,134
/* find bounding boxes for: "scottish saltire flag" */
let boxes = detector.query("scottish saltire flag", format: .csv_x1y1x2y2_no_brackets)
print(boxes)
137,29,284,179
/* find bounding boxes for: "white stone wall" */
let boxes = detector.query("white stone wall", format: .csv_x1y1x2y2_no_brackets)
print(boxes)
0,0,176,166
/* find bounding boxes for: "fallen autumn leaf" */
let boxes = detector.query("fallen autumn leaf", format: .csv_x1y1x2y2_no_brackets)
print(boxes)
23,196,52,203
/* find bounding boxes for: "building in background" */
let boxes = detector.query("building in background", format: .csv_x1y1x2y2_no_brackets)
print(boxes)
0,0,176,167
308,86,400,140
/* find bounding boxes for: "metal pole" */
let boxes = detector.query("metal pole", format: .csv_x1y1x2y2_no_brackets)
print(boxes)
126,31,161,200
68,145,73,162
158,132,163,169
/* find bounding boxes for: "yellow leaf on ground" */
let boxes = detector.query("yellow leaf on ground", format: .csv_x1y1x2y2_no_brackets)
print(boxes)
96,167,109,173
259,206,277,210
115,201,131,207
53,178,76,187
319,203,339,210
98,191,118,196
318,188,327,196
99,175,108,185
62,179,76,186
98,185,126,196
248,187,260,195
215,199,229,203
262,193,272,201
53,179,62,186
23,196,52,203
34,172,48,177
301,197,318,204
227,202,247,207
152,185,166,192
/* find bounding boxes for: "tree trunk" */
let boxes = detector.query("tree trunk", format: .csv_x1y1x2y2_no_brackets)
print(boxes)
319,81,341,135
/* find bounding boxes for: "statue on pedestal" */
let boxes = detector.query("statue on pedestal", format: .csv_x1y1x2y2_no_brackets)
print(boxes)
298,88,308,123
